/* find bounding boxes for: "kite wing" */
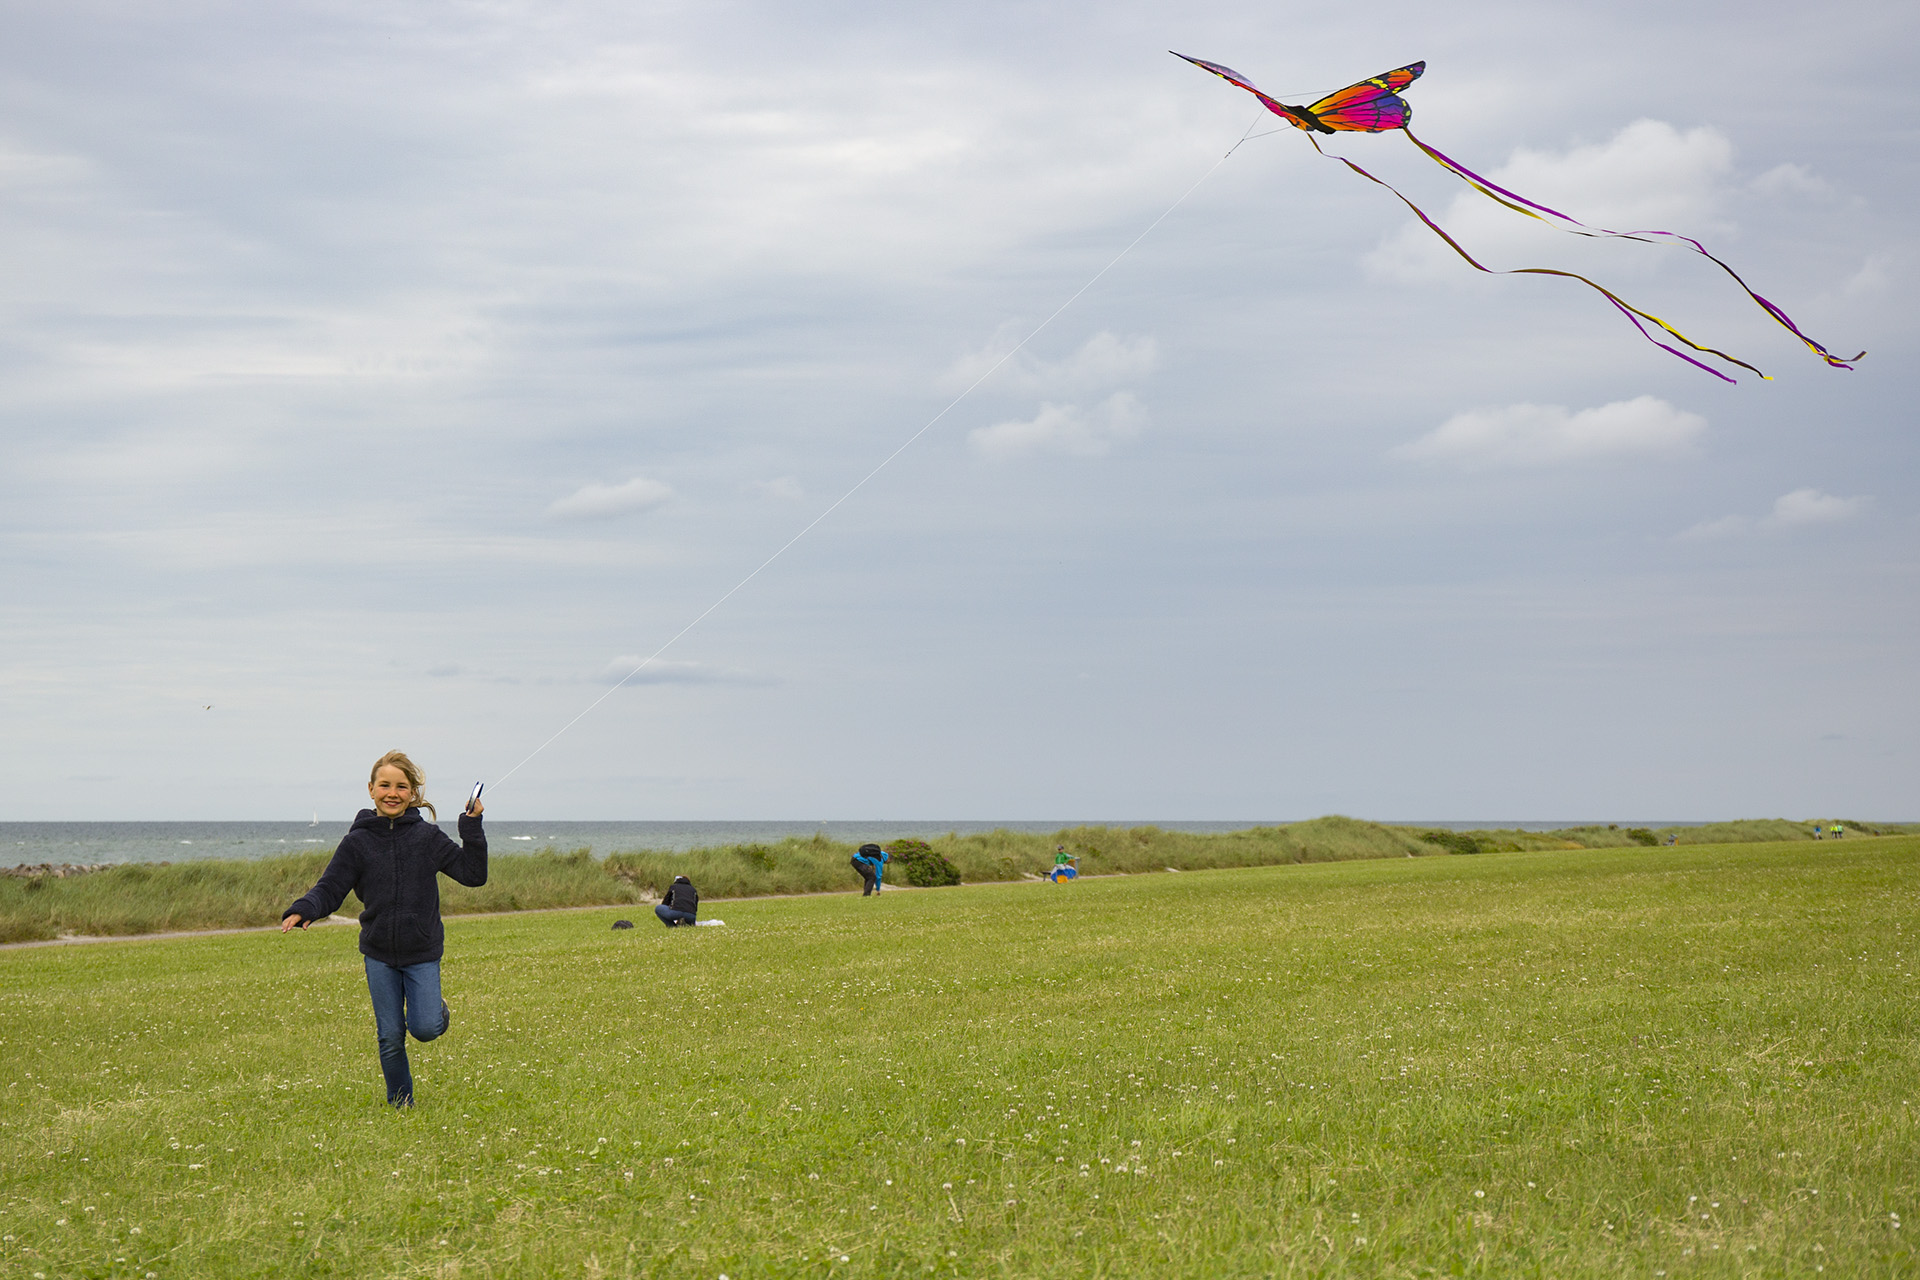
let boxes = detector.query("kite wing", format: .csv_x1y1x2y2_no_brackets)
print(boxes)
1174,52,1423,133
1172,53,1308,125
1306,62,1425,131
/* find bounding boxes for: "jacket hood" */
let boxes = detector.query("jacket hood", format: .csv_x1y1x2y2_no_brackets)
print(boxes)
352,807,428,832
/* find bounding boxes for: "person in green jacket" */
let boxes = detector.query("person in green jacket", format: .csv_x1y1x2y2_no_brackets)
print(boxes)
1049,845,1079,882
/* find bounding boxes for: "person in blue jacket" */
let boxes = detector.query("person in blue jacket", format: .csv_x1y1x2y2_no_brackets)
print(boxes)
281,750,488,1107
851,843,889,896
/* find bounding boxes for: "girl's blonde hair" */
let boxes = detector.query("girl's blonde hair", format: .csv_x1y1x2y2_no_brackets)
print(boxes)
368,750,436,819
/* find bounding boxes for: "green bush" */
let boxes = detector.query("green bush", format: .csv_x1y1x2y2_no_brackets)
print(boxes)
886,838,961,887
736,844,778,871
1422,830,1483,855
1625,828,1659,846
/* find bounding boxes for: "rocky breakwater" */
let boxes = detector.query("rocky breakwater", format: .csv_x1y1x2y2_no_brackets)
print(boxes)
3,862,115,879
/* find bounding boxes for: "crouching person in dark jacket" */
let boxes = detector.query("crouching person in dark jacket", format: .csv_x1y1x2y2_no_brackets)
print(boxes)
281,751,487,1108
656,875,699,927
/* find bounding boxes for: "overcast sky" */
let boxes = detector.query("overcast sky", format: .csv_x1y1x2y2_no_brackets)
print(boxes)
1,0,1913,821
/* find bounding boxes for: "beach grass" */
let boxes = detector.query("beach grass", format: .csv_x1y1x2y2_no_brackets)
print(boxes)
0,818,1453,945
8,815,1897,945
2,835,1916,1277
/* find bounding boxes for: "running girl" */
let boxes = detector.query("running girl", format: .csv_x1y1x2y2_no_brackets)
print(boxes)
282,750,488,1107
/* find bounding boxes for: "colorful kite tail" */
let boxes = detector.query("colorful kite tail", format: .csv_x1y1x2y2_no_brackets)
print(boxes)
1403,130,1864,371
1305,136,1764,382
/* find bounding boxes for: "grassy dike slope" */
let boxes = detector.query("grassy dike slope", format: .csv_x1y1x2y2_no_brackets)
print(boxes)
5,817,1898,945
3,837,1915,1278
0,817,1497,944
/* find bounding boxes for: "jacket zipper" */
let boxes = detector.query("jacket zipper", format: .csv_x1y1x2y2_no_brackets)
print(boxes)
387,817,398,953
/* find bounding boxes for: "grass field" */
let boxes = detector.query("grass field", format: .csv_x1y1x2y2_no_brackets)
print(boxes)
8,815,1907,945
0,818,1492,945
3,837,1916,1277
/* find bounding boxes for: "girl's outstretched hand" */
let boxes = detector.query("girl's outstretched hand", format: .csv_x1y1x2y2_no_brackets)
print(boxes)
466,798,485,817
281,914,309,933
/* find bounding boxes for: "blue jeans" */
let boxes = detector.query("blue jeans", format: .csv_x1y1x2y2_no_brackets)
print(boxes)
656,904,697,927
364,957,447,1105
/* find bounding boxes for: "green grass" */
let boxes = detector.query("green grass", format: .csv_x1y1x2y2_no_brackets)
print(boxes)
4,836,1916,1277
1546,819,1913,849
0,817,1477,944
8,817,1909,944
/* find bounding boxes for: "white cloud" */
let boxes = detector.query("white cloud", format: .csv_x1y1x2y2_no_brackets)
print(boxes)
598,657,765,686
1393,396,1705,469
950,332,1158,462
968,392,1147,460
547,475,674,520
1767,488,1871,526
1750,162,1832,200
1367,120,1736,283
750,476,804,501
1678,488,1872,539
34,428,253,486
941,330,1159,397
1677,514,1750,540
1499,120,1735,227
1843,254,1892,297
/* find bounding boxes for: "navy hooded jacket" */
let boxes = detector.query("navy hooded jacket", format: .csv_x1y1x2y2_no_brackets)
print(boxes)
284,807,488,967
662,876,699,917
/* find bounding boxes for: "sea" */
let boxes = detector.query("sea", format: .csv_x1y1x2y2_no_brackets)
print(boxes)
2,818,1656,868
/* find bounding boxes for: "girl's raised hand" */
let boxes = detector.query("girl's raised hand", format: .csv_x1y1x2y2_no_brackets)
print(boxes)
281,913,309,933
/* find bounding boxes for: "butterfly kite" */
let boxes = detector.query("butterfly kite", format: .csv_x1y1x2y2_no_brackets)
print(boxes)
1174,53,1862,382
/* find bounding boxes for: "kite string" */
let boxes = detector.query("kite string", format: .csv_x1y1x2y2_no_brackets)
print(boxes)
1223,112,1275,157
488,130,1249,793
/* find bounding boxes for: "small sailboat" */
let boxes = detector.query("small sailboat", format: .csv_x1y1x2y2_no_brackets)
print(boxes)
309,811,319,827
